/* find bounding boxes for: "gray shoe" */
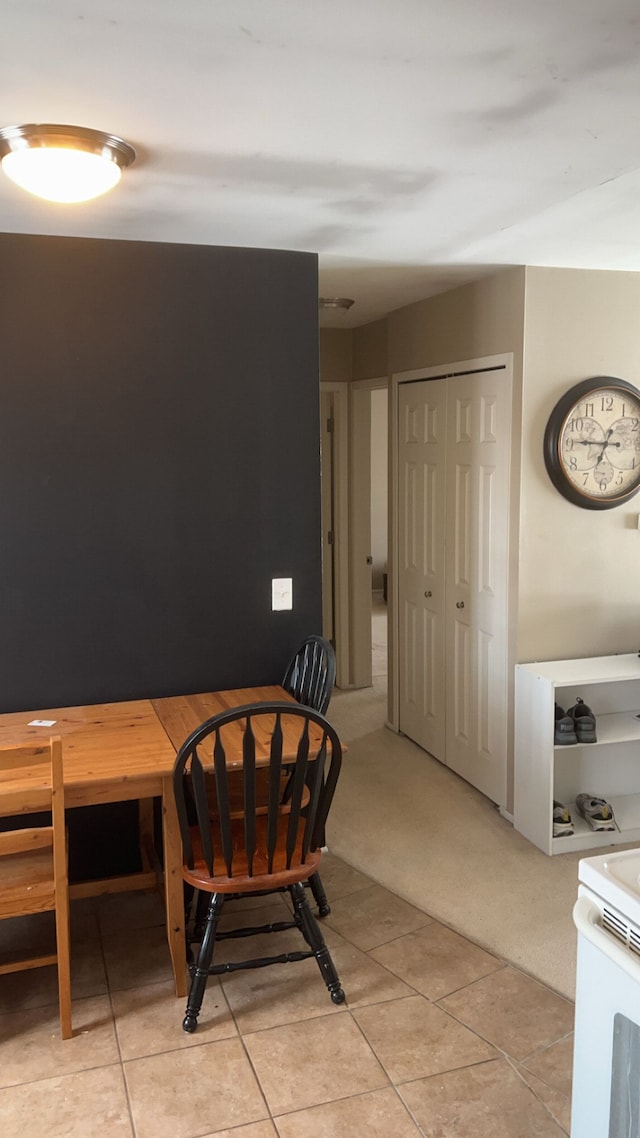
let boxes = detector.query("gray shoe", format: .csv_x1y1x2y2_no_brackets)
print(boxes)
554,703,577,745
567,698,597,743
553,800,574,837
575,793,615,831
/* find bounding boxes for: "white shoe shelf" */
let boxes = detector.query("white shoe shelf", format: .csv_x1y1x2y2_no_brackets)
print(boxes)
514,653,640,855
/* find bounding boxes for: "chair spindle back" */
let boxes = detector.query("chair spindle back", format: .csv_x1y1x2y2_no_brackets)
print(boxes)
172,702,342,882
282,635,336,715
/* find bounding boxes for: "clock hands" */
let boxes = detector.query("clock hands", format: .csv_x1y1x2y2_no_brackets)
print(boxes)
573,438,621,447
565,424,629,485
564,411,638,486
597,434,613,481
573,429,620,450
572,428,622,479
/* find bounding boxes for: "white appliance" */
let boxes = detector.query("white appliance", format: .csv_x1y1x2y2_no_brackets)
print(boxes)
572,848,640,1137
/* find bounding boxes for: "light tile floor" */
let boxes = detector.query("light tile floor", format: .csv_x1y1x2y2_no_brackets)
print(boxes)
0,853,573,1136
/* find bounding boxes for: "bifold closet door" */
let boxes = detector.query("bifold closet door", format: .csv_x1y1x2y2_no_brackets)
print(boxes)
397,378,447,762
398,369,511,807
443,369,511,806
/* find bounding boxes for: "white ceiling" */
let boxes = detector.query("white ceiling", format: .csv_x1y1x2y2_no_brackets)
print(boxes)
3,0,640,327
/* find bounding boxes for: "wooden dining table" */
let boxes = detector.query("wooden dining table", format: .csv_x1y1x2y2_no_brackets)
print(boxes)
151,684,325,759
0,683,312,999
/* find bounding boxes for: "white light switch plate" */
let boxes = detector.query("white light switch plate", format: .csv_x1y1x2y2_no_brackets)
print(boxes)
272,577,293,611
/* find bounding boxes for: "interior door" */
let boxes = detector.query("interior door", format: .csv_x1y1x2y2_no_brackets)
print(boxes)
320,391,335,643
397,365,511,807
397,379,446,761
349,383,373,688
444,369,511,805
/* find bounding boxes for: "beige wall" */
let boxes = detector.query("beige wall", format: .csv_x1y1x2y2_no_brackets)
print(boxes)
353,318,388,381
352,270,526,381
519,266,640,661
319,328,352,384
386,267,526,375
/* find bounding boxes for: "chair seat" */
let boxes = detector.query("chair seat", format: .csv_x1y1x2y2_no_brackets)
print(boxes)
0,847,56,919
182,817,322,893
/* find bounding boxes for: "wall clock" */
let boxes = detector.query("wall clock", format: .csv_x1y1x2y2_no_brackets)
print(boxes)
543,376,640,509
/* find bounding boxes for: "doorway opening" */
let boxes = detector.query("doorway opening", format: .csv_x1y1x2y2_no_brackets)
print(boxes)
320,378,387,692
347,378,389,690
370,386,388,690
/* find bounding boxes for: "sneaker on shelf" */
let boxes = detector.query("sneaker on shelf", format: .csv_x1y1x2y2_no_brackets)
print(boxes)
554,703,578,745
575,793,616,831
553,800,574,837
566,697,597,743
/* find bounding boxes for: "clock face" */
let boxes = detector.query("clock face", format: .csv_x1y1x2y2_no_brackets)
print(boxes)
544,377,640,509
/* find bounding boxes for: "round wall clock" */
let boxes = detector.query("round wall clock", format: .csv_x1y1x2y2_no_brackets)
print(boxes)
543,376,640,509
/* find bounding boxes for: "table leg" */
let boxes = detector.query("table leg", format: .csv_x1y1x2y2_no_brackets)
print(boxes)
161,776,188,997
138,797,158,879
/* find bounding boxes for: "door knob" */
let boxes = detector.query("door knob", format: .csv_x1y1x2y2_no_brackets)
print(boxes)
424,590,432,598
456,601,465,609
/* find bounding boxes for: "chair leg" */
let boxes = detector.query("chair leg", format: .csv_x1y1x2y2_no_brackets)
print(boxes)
307,871,331,917
193,889,210,939
54,894,73,1040
184,888,212,969
289,882,345,1005
183,893,223,1033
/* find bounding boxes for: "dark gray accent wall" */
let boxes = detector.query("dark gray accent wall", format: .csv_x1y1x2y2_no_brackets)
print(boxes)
0,233,322,713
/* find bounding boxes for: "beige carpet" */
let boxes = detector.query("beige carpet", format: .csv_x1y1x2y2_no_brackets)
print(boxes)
326,616,622,1002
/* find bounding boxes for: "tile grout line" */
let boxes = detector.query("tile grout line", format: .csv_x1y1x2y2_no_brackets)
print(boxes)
505,1054,571,1135
97,907,139,1138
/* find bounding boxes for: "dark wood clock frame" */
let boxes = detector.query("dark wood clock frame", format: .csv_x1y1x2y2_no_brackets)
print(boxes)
543,375,640,510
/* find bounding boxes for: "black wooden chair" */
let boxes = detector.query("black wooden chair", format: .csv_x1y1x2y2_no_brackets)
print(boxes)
282,634,336,716
282,635,336,916
172,701,345,1033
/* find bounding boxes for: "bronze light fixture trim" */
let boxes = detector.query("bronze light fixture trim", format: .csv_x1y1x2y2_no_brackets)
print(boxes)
319,297,355,310
0,123,136,203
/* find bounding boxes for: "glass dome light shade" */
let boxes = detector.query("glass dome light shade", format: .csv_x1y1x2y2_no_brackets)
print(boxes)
0,124,135,204
2,147,123,203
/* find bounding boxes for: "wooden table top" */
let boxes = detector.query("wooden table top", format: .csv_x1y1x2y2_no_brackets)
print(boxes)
0,699,177,813
152,685,325,768
0,686,330,810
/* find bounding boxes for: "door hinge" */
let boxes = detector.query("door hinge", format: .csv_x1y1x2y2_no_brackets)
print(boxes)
326,417,334,433
327,530,334,545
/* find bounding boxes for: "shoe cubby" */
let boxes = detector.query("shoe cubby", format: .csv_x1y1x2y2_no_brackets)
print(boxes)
514,654,640,855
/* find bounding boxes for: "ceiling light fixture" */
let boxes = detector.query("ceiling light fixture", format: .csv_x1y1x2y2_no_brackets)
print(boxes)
319,297,355,310
0,123,136,204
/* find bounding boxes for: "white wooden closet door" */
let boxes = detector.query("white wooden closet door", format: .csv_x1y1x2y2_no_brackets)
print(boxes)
444,370,511,805
397,379,446,761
